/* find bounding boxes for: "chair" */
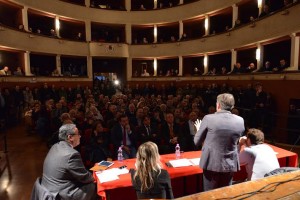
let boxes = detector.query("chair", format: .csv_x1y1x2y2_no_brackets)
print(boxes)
30,177,58,200
264,167,300,177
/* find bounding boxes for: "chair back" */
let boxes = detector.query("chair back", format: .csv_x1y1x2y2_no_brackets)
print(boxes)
30,177,57,200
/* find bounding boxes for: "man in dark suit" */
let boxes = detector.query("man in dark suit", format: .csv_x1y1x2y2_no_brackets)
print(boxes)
194,93,245,191
111,114,137,159
181,111,198,152
42,124,96,200
137,115,160,145
160,112,181,154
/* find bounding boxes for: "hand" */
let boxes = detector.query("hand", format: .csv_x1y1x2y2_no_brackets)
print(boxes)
171,137,178,144
239,136,247,146
194,119,202,131
122,145,130,154
125,124,131,132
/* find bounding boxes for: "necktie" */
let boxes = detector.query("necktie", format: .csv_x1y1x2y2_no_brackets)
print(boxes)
122,126,127,145
146,126,151,136
169,124,174,138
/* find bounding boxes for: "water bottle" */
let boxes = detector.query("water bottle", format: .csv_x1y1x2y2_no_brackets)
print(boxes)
175,144,180,159
118,146,124,162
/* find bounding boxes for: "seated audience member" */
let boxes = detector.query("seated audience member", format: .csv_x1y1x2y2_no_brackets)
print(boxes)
258,61,273,72
178,33,187,41
111,114,137,159
181,111,198,151
52,69,60,76
160,112,181,154
206,67,216,75
88,121,110,163
142,37,148,44
42,124,96,200
221,67,228,75
273,59,288,72
231,63,245,74
141,69,150,77
50,29,57,38
130,142,174,199
0,66,10,76
137,116,160,145
259,4,270,18
234,19,242,28
239,128,280,181
18,24,24,31
14,67,23,76
245,63,256,73
140,4,146,10
193,67,200,75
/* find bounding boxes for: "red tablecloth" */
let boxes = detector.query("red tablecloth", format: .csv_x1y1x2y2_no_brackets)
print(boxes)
93,144,298,200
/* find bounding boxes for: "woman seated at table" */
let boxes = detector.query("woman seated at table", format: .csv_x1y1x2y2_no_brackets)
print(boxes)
130,141,174,199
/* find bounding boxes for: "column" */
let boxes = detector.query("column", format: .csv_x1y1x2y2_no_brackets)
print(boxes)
85,0,90,7
154,24,157,43
179,0,184,5
153,58,157,76
256,43,264,70
87,56,93,78
289,33,300,71
232,4,238,28
203,54,208,74
179,21,183,39
258,0,265,15
24,51,31,76
85,20,91,41
231,49,237,71
126,24,132,44
125,0,131,11
178,56,183,76
55,16,60,38
127,57,133,80
154,0,158,9
22,6,29,31
56,55,61,75
204,15,210,35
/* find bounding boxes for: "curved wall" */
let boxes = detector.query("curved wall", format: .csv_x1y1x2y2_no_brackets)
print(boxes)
11,0,238,24
1,4,299,58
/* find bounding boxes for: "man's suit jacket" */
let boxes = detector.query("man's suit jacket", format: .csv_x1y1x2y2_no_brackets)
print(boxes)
136,124,160,145
160,121,181,145
42,141,94,200
194,110,245,172
111,123,137,151
181,121,197,152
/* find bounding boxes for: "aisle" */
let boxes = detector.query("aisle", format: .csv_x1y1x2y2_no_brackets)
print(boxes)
0,123,48,200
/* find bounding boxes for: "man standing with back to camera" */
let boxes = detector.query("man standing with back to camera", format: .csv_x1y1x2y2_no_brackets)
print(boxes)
194,93,245,191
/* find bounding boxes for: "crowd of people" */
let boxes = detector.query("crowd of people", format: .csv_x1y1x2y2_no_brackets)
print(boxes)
0,80,278,154
33,90,283,199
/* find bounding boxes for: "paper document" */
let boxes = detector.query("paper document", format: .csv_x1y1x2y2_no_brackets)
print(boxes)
96,171,119,183
168,158,201,167
189,158,201,166
96,167,129,183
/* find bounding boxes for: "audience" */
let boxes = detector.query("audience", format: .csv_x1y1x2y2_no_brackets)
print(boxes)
0,79,292,170
273,59,288,72
0,66,10,76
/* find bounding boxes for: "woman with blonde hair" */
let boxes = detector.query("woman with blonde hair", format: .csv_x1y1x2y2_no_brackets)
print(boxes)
130,141,174,199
